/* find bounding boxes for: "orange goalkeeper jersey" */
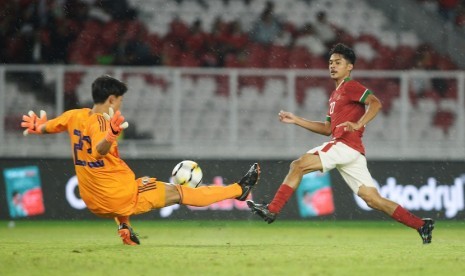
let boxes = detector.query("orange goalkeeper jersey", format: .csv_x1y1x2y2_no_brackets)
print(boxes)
45,108,137,217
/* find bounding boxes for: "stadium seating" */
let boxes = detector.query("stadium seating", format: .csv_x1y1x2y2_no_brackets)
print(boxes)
3,0,462,155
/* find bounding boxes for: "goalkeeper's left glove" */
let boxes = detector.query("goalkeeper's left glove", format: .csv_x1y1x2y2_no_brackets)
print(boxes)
103,107,129,143
21,110,48,136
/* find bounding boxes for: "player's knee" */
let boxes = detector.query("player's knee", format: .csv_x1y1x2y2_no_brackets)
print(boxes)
289,159,304,174
358,188,382,210
362,196,377,209
165,183,182,205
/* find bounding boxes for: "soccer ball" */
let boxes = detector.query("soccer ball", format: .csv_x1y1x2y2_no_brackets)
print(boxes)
171,160,203,188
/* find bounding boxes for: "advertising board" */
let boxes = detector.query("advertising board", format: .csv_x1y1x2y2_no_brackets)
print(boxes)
0,159,463,220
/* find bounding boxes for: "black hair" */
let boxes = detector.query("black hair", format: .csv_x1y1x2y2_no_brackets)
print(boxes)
329,43,356,65
91,75,128,104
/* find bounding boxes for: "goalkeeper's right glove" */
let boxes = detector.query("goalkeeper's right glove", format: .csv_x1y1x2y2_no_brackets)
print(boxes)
103,107,129,143
21,110,48,136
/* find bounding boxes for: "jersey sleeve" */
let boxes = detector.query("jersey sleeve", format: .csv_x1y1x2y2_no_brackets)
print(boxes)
346,80,373,103
44,110,75,133
326,100,332,122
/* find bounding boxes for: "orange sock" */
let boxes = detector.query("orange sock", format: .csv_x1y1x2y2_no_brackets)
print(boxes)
177,184,242,206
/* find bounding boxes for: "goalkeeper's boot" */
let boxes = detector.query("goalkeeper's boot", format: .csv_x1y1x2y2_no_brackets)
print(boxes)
417,218,434,244
236,163,261,201
118,223,140,245
246,200,277,224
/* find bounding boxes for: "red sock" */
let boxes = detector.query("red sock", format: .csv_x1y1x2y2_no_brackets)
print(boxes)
268,184,294,214
391,205,424,229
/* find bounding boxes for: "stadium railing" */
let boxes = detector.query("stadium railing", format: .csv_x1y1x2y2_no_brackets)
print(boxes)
0,65,463,160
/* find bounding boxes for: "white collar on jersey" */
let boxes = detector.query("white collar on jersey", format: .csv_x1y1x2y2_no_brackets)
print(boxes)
335,77,351,91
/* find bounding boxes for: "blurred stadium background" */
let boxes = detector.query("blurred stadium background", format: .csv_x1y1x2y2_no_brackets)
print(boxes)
1,0,465,222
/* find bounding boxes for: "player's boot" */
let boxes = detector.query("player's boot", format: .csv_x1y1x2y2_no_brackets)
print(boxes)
118,223,140,245
417,218,434,244
236,163,260,201
246,200,277,224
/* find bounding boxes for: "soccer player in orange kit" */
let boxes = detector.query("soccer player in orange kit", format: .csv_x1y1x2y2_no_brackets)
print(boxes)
246,43,434,244
21,75,260,245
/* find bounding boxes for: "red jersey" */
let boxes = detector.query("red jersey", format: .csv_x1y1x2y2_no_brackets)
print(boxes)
326,78,373,155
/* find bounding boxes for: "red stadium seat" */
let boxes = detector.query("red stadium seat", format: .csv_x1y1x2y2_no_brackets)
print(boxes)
288,46,312,69
295,77,318,104
309,56,328,69
161,43,181,66
358,33,380,49
166,19,190,43
392,46,416,69
146,33,163,56
123,20,148,41
422,90,442,102
267,45,289,68
180,53,201,67
239,76,265,91
64,72,84,96
101,21,122,47
244,43,267,68
436,55,458,70
433,110,455,134
82,20,102,37
224,53,241,68
354,58,370,70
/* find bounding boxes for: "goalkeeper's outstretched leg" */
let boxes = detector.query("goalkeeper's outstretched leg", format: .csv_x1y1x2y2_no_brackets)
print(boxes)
166,163,260,207
132,163,260,215
173,163,260,206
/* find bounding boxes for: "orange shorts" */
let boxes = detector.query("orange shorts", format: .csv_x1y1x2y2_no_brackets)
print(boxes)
132,177,167,215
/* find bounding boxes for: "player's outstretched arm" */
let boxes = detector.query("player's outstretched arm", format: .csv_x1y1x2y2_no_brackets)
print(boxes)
21,110,48,136
278,110,298,124
278,110,331,136
96,107,129,156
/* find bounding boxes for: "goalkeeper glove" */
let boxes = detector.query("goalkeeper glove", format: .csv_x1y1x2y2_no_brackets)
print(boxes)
21,110,48,136
103,107,129,143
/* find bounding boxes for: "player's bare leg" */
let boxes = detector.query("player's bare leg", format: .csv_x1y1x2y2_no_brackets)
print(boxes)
248,153,323,223
282,153,323,189
357,185,398,215
358,185,434,244
114,216,129,225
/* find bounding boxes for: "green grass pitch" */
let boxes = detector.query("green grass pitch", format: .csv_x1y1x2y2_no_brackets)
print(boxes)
1,220,464,276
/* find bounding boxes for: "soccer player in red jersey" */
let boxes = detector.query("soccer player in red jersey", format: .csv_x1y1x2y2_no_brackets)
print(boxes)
247,43,434,244
21,75,260,245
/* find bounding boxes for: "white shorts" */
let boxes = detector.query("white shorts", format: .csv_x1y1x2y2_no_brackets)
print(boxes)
307,141,376,194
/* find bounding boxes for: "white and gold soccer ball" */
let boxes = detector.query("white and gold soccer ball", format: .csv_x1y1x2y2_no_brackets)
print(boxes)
171,160,203,188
